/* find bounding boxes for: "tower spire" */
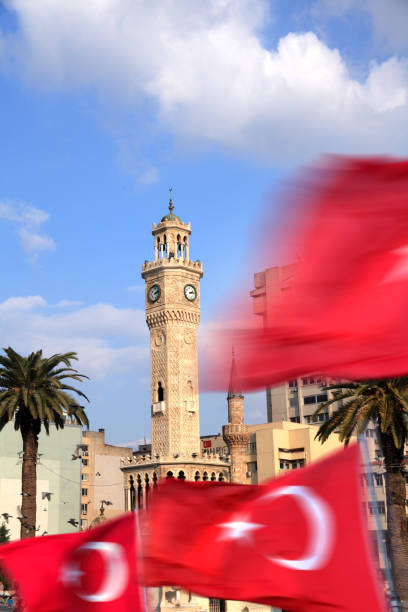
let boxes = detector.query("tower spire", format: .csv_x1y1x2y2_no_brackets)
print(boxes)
228,347,242,399
168,187,174,214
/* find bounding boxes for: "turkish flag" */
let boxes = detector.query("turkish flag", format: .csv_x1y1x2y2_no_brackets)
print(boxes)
0,513,144,612
145,444,386,612
202,157,408,391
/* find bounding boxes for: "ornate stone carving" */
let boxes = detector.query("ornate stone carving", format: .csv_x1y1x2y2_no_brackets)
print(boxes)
183,330,194,344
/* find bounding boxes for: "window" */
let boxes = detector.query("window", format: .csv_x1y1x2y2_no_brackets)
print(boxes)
81,473,88,481
247,461,257,473
81,488,88,496
304,395,316,405
82,459,88,466
289,398,299,408
375,474,383,487
80,519,87,528
367,501,385,515
246,441,257,453
81,504,87,515
304,393,328,405
157,382,164,402
290,416,300,423
280,459,304,470
288,380,297,388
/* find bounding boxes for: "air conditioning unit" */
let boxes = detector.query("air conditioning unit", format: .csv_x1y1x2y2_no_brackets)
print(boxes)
246,471,252,477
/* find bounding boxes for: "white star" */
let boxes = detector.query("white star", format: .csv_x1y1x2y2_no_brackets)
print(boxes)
60,561,84,587
218,514,264,543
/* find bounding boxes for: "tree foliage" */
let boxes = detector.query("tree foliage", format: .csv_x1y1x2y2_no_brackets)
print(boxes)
0,347,89,538
313,378,408,447
0,347,89,433
313,377,408,602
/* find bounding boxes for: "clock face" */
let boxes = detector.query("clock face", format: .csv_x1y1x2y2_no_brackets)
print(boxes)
184,284,197,301
148,284,161,303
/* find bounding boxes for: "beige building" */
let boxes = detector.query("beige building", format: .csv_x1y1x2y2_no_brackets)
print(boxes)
204,420,345,485
80,429,132,528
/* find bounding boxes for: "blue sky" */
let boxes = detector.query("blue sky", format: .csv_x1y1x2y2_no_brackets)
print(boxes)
0,0,407,446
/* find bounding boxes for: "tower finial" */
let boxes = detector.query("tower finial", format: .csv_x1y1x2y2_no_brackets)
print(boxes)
228,346,241,398
168,187,174,214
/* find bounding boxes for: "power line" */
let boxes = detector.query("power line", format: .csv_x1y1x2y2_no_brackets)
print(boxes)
39,463,123,487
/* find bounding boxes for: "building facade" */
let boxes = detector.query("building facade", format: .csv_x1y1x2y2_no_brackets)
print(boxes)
80,429,133,529
0,420,81,540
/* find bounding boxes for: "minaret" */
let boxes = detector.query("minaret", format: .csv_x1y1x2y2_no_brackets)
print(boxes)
222,350,249,484
141,192,203,459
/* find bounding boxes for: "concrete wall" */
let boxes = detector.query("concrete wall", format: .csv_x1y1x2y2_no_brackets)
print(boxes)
0,421,82,540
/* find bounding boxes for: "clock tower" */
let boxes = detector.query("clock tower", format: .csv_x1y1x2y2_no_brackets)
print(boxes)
141,194,203,459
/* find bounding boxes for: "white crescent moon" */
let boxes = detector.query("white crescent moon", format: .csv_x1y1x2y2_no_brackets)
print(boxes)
260,485,335,571
70,541,129,602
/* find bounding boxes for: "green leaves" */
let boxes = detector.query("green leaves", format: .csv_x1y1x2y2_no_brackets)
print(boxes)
0,347,90,433
315,377,408,450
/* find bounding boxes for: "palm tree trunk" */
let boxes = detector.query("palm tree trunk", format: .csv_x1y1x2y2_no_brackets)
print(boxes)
20,419,40,539
380,430,408,604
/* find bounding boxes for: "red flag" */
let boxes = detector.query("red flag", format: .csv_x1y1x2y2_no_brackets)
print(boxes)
0,513,145,612
202,157,408,391
145,444,386,612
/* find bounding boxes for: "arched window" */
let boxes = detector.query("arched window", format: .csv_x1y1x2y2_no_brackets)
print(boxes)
166,471,174,479
163,234,167,256
203,472,208,481
137,474,143,509
129,475,136,511
218,473,225,482
145,474,150,508
158,382,164,402
177,234,181,256
194,471,200,481
210,472,216,481
178,470,186,480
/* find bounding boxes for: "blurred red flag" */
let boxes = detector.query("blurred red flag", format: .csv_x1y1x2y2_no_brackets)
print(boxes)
145,444,385,612
0,513,144,612
203,157,408,390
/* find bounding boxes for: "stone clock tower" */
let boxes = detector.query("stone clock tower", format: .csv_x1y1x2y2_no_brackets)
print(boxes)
141,196,203,458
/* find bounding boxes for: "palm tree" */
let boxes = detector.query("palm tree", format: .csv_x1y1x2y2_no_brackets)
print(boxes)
314,378,408,603
0,348,89,539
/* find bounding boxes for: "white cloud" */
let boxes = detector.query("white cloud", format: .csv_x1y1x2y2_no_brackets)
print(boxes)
125,285,144,293
0,296,149,380
0,200,56,257
0,295,46,311
55,299,84,308
2,1,408,162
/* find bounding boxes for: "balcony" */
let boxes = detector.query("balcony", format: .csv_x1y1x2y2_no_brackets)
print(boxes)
152,401,165,415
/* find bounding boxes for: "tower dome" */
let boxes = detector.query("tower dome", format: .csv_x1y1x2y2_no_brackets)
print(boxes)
160,190,182,223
